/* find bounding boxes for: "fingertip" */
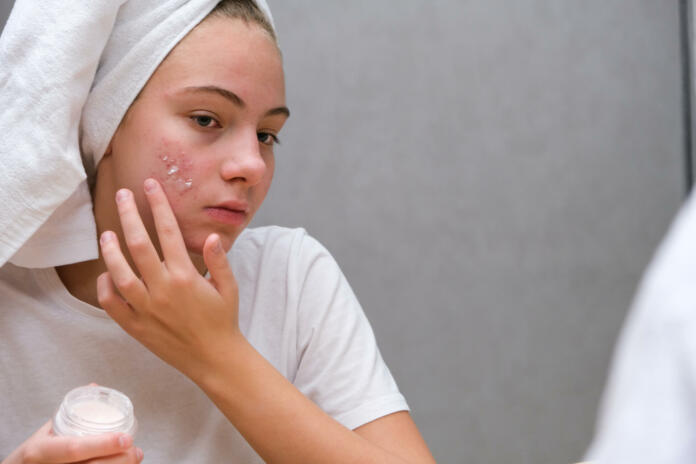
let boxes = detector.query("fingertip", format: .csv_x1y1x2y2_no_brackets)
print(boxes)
137,447,144,462
115,188,131,204
117,433,133,449
211,234,224,255
144,177,158,193
203,233,223,257
100,230,116,246
203,235,231,288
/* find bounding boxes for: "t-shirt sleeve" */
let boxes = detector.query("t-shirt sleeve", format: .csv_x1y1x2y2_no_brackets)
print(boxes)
289,231,409,430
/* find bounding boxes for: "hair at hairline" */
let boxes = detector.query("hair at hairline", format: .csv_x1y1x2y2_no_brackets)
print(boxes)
208,0,276,43
120,0,276,122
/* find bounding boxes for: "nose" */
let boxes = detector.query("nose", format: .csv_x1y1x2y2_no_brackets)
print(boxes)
219,130,267,186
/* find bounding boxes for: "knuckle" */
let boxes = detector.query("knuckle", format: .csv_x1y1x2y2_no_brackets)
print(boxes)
150,289,170,306
160,223,178,237
126,235,149,252
21,446,39,463
64,440,81,460
169,270,193,287
97,291,113,308
116,276,139,292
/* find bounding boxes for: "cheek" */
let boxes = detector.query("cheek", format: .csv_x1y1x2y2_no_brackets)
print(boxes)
257,157,275,200
147,139,205,201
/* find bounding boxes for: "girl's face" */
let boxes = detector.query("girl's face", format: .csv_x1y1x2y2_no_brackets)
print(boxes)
95,16,288,256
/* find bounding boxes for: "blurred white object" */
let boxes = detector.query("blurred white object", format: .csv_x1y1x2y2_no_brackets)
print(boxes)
586,189,696,463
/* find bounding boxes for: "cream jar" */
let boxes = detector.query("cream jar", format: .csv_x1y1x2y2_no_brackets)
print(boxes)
53,386,137,437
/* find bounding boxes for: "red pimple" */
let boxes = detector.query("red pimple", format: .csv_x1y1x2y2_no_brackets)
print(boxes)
154,140,197,196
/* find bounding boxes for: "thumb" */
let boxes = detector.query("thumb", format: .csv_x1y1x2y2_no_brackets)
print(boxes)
203,233,238,301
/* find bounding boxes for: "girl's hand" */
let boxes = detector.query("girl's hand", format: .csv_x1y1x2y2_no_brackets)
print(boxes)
96,178,241,379
2,421,142,464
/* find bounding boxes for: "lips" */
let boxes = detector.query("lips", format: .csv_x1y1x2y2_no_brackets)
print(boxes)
205,201,249,226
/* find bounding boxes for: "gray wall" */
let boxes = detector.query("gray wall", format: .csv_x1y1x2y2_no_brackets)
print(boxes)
261,2,685,463
0,2,687,463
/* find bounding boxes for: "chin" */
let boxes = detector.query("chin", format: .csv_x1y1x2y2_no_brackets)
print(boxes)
183,231,237,256
182,234,207,257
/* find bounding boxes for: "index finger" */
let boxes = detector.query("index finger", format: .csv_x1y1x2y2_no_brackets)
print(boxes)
32,422,133,463
114,188,165,285
142,178,191,267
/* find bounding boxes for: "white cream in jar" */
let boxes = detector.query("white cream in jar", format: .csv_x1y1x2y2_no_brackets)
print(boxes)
53,386,137,437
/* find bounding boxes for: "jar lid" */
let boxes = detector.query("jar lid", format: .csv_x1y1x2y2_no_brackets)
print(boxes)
53,386,137,437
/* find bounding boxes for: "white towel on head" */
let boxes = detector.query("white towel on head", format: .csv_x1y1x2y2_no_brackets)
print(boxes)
0,0,125,267
0,0,275,268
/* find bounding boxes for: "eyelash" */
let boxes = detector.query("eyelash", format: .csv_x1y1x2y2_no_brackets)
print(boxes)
191,115,220,128
258,132,280,146
190,115,280,146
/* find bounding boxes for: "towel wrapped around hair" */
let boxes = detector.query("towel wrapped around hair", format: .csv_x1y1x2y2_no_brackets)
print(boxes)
0,0,274,268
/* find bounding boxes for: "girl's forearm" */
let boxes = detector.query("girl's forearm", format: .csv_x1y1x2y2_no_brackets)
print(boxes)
191,336,414,464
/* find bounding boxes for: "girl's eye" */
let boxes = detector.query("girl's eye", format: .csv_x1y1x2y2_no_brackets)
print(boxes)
191,115,220,128
258,132,280,146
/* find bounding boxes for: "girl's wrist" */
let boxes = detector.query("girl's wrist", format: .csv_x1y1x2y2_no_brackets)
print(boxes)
188,330,252,390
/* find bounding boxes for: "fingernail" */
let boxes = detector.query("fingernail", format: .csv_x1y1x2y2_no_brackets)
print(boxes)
118,434,132,448
144,178,157,193
136,447,144,460
116,189,129,203
213,236,224,254
100,231,114,245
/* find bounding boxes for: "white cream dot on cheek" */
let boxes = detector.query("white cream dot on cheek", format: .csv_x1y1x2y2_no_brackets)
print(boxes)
71,400,125,423
156,146,196,195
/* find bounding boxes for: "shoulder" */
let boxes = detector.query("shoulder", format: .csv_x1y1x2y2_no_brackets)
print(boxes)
231,226,331,269
229,226,348,317
234,225,308,251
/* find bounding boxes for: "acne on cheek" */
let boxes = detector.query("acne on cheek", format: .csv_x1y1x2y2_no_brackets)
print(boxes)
150,140,197,197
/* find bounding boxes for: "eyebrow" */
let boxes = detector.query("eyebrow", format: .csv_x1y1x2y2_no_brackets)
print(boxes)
181,85,290,118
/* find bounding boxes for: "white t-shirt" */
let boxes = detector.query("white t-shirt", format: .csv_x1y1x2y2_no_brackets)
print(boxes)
585,191,696,463
0,226,408,462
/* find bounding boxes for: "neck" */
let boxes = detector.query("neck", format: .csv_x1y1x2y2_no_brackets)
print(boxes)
55,259,106,308
56,251,207,309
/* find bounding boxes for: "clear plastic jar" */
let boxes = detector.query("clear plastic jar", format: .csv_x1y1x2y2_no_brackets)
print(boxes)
53,386,137,437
